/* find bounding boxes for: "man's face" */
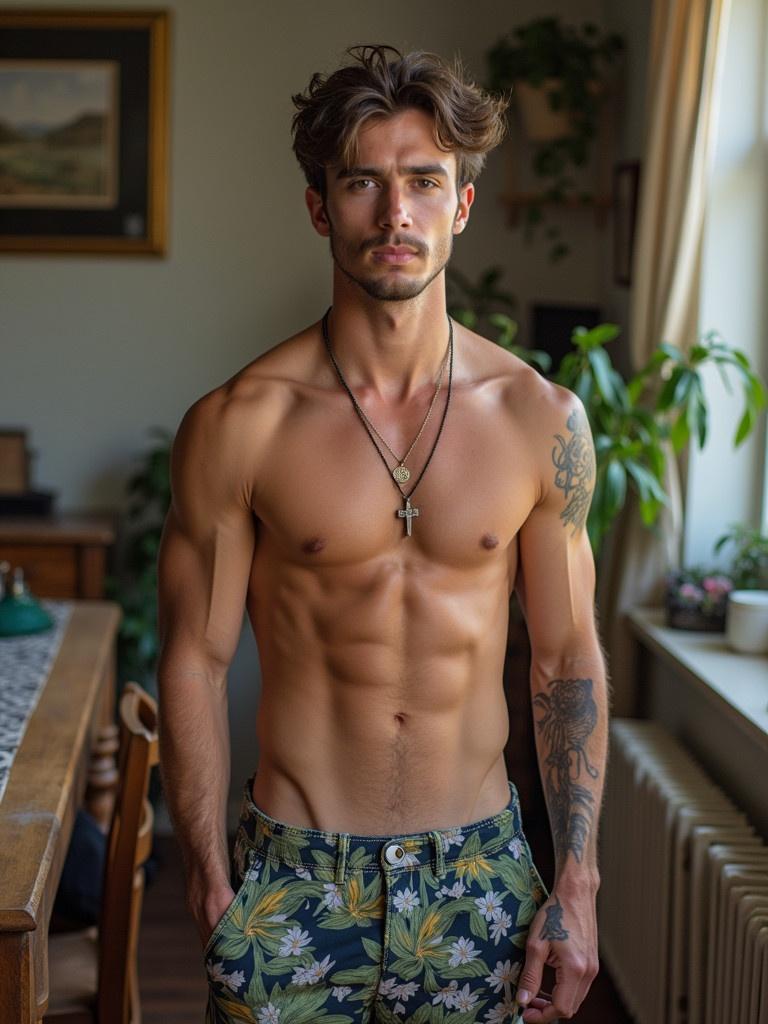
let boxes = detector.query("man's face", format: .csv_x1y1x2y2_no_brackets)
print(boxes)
307,108,474,302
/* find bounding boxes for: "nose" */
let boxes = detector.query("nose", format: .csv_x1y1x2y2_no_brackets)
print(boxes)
377,184,412,231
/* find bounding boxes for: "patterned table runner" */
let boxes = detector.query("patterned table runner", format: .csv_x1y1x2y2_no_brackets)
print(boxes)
0,600,74,803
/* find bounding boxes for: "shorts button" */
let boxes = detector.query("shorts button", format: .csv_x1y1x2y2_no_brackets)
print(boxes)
384,842,406,865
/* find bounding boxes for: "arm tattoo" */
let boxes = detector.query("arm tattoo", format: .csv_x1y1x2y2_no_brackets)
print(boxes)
533,677,599,865
539,895,569,941
552,408,595,533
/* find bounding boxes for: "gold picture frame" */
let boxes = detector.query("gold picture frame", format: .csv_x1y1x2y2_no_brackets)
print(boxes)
0,8,169,255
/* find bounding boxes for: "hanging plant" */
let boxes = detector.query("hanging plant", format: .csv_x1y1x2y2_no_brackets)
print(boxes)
486,17,624,262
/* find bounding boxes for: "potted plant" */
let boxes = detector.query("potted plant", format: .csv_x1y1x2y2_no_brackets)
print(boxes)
454,275,766,559
664,568,734,631
553,326,766,557
714,523,768,590
486,17,624,262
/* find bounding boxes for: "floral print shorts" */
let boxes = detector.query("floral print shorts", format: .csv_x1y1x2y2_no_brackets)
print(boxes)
204,773,549,1023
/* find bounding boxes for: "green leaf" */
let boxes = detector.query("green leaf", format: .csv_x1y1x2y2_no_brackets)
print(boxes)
587,347,619,405
669,411,690,453
686,381,706,447
656,367,685,411
695,393,708,448
575,368,593,407
605,459,627,514
733,406,754,446
572,322,621,349
638,495,662,526
625,458,669,504
658,342,684,362
646,443,666,479
626,374,648,405
731,348,751,369
749,374,767,408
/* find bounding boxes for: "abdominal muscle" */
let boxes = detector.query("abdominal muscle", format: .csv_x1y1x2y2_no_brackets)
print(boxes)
246,543,515,836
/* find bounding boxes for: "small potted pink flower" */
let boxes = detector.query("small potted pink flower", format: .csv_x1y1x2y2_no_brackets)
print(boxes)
664,568,734,631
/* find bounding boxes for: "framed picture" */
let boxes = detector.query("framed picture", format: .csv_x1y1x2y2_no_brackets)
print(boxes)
0,9,169,255
613,160,640,287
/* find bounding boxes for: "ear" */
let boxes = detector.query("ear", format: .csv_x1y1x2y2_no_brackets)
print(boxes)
452,182,475,235
305,186,331,238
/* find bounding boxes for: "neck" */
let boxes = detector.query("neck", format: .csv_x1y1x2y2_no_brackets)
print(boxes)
325,272,452,402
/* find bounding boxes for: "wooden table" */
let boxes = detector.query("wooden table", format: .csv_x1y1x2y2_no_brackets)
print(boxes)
0,601,122,1022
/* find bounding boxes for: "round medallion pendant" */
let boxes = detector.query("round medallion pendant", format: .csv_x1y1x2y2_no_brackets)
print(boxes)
393,465,411,483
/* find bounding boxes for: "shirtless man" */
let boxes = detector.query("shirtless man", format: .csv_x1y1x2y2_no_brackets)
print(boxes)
157,44,608,1024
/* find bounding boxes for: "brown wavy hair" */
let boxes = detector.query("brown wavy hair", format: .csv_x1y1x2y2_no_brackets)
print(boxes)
291,44,508,197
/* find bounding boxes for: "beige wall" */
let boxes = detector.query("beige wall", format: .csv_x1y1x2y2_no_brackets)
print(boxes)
0,0,650,828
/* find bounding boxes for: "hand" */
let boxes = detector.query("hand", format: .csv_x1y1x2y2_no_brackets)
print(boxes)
516,886,599,1021
188,884,236,952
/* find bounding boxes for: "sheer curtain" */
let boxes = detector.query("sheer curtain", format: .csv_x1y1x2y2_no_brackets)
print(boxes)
596,0,733,716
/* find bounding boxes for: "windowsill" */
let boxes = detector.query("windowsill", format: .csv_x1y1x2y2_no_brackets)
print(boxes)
627,606,768,751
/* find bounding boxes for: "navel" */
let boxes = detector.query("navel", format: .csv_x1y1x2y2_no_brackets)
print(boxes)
481,532,499,550
394,712,407,725
301,536,326,554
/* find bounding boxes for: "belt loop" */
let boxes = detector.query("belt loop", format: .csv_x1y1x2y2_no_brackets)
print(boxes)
430,830,447,880
335,833,350,886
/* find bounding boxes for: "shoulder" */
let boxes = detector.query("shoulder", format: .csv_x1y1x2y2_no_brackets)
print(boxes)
458,321,587,430
461,325,594,519
172,323,321,494
179,322,324,437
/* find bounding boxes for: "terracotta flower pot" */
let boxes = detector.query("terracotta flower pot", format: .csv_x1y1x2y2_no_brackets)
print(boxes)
514,79,569,140
514,77,603,141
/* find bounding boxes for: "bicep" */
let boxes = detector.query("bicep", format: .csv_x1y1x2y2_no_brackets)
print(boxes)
516,503,597,664
157,395,257,672
515,397,598,664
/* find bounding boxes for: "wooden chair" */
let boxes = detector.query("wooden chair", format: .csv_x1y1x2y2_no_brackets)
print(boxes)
43,681,159,1024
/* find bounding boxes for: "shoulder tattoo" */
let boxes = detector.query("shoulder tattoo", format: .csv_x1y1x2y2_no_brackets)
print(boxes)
551,408,595,533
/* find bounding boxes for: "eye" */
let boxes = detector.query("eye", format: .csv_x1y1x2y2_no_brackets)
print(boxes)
415,178,439,189
350,178,376,190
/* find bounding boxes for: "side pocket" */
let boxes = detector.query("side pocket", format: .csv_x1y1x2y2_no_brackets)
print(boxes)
202,835,257,960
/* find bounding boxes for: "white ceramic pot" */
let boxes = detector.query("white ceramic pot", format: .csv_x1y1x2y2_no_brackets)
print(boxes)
725,590,768,655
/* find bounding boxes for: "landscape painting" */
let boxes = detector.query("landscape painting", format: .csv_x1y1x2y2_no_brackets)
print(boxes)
0,61,118,207
0,9,168,255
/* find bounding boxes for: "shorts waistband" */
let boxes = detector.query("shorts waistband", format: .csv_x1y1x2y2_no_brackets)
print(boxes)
235,773,526,886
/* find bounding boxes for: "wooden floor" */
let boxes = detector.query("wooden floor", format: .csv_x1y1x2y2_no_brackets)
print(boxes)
138,834,634,1023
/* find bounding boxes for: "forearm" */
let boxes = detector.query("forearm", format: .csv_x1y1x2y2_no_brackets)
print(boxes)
157,656,232,895
530,646,608,893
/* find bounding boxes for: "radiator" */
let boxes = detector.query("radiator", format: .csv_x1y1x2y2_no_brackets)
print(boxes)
597,718,768,1024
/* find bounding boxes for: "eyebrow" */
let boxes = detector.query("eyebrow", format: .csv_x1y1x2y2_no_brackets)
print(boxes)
335,164,449,180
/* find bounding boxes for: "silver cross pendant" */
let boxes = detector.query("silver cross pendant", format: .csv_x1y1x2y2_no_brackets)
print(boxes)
397,496,420,537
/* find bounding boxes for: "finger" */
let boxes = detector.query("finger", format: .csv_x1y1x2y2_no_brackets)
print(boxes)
516,938,549,1011
519,995,551,1008
521,971,580,1023
520,1004,560,1023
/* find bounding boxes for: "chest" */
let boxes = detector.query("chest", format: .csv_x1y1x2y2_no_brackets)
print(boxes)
250,386,540,570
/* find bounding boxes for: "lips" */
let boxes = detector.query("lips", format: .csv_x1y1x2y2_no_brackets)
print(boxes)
371,246,418,265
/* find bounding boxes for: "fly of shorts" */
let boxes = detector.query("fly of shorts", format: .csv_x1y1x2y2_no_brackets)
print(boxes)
203,774,550,1024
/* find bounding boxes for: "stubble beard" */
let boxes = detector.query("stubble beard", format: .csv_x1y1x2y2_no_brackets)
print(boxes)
327,222,456,303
